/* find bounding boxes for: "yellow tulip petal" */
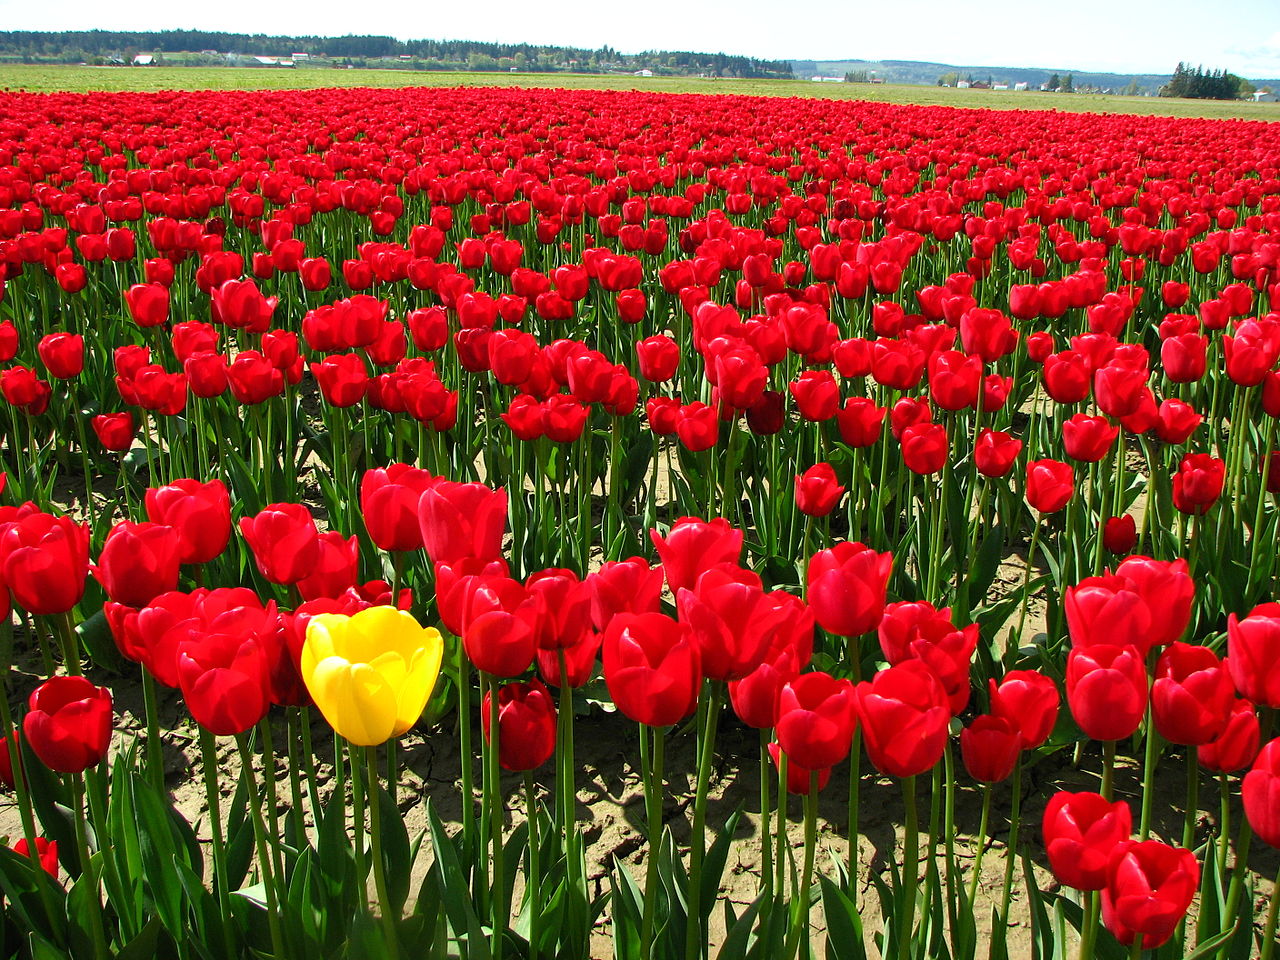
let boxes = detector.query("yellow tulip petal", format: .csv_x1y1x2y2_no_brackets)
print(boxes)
392,630,445,736
302,613,344,676
307,657,398,746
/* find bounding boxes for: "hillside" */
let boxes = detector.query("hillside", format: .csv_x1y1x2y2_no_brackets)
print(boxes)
792,58,1279,94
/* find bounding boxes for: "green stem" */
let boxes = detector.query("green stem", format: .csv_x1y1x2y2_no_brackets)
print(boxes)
1078,892,1100,960
1008,518,1042,670
1138,721,1162,840
71,773,110,960
366,745,401,959
783,774,819,960
968,784,993,905
641,724,667,958
1183,750,1199,851
1259,864,1280,960
998,758,1023,926
1102,740,1117,801
141,669,165,794
235,735,285,958
899,775,919,960
488,676,506,959
199,727,235,960
685,682,723,960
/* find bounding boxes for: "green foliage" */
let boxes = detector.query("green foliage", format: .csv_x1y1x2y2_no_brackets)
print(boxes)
0,30,794,78
1161,62,1248,100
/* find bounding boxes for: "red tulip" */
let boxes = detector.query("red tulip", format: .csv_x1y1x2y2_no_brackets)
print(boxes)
1061,414,1118,463
1227,602,1280,707
1151,643,1233,746
1042,791,1132,891
1064,574,1152,652
806,541,892,638
676,565,787,682
1113,557,1193,649
636,335,679,383
1025,459,1074,513
91,521,183,608
418,481,507,567
1066,644,1148,742
974,429,1021,478
360,465,436,553
1198,699,1261,773
125,283,170,327
1101,840,1198,949
1242,737,1280,849
585,556,663,630
23,676,112,773
524,568,593,652
651,517,743,594
877,601,978,715
12,836,58,877
311,354,369,408
176,630,272,736
297,532,360,601
535,629,602,689
1171,453,1225,515
482,679,557,771
460,575,536,678
776,671,856,770
960,715,1021,783
239,503,321,586
794,463,845,517
853,660,950,778
602,613,701,728
36,333,83,379
835,397,887,448
0,512,89,615
144,478,232,565
899,421,948,475
1102,516,1137,555
91,412,136,452
729,646,803,730
988,669,1060,750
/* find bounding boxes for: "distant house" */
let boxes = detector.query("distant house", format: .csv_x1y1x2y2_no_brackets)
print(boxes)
1013,82,1029,91
132,54,154,66
1255,90,1277,103
634,69,653,77
956,80,970,89
810,76,845,83
291,52,309,61
993,83,1009,91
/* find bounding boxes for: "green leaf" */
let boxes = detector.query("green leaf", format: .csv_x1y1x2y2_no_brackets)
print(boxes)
818,875,866,960
700,807,743,922
717,891,764,960
76,608,125,673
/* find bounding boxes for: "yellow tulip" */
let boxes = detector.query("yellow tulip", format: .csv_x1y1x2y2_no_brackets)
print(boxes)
302,606,444,746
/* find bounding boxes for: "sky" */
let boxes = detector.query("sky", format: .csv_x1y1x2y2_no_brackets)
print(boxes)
2,0,1279,78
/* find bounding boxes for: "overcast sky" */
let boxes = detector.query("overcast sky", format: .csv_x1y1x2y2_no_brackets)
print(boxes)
2,0,1279,78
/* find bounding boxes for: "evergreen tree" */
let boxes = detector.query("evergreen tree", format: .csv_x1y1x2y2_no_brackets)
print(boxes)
1047,72,1060,90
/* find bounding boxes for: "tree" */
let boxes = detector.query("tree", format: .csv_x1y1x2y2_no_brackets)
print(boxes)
1123,79,1140,96
1161,62,1247,100
1047,73,1060,91
937,71,959,87
1062,73,1074,93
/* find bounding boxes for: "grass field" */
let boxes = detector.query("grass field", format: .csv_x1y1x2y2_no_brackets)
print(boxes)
1,63,1277,121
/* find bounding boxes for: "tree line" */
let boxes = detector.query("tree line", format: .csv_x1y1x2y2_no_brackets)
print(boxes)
0,30,794,78
1161,62,1252,100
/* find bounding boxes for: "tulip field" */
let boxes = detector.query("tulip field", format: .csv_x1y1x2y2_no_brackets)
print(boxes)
1,83,1280,959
